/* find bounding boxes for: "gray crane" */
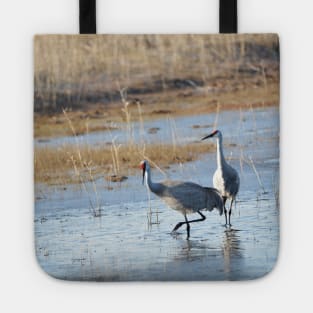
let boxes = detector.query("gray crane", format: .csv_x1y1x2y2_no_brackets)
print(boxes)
140,160,224,239
202,130,240,226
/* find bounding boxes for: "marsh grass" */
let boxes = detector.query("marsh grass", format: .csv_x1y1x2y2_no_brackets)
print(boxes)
34,34,279,121
247,156,266,194
34,142,214,185
34,34,279,98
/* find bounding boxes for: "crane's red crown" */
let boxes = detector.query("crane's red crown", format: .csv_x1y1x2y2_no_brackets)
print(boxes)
140,161,146,170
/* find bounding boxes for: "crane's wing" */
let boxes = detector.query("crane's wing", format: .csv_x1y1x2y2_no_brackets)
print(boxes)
224,167,240,197
204,187,224,215
214,165,240,198
159,181,223,215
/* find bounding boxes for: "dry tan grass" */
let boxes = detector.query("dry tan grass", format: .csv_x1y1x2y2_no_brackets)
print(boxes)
34,34,279,112
34,34,278,86
34,142,214,185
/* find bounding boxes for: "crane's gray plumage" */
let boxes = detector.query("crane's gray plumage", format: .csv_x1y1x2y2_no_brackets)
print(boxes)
157,181,223,215
202,130,240,226
213,166,240,199
140,160,223,238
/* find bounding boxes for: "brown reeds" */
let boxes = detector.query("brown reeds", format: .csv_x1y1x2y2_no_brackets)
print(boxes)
34,142,214,185
34,34,279,114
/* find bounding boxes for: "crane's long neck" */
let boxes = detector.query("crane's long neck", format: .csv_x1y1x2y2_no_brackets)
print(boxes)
216,135,227,169
145,167,163,195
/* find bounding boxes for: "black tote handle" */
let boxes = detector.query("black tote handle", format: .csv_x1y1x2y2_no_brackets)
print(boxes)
79,0,96,34
220,0,238,33
79,0,237,34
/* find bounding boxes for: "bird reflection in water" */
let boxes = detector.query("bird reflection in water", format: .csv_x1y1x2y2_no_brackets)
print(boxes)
174,238,221,262
222,228,243,279
171,228,243,280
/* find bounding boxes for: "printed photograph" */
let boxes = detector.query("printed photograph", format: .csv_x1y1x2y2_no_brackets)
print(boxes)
34,34,280,281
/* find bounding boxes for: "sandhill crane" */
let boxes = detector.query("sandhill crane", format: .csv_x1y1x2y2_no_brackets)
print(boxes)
140,160,224,239
202,130,240,226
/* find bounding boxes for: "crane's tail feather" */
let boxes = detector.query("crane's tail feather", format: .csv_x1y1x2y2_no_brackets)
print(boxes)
205,187,224,216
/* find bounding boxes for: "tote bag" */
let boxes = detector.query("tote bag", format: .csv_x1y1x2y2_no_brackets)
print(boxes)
34,0,280,281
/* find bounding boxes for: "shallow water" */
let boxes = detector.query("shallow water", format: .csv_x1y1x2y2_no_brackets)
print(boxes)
35,107,278,148
35,107,280,281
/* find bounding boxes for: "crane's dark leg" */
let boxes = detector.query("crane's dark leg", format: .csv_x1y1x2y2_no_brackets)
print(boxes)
223,197,228,226
228,198,234,226
185,215,191,239
172,212,206,239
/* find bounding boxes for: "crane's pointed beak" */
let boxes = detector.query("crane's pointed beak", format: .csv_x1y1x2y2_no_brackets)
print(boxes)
201,133,214,141
142,168,145,185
